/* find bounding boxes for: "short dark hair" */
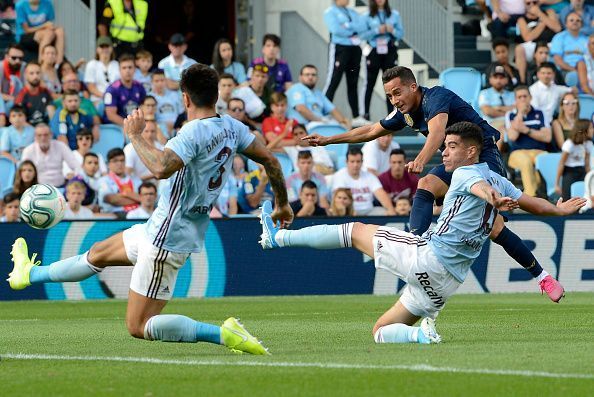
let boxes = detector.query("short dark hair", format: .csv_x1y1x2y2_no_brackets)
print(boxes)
228,97,245,109
151,68,165,77
138,181,157,194
300,64,317,74
76,127,93,137
262,33,281,47
300,180,318,191
83,152,98,161
535,41,549,52
297,150,313,160
118,53,135,64
294,123,307,133
6,43,23,53
63,89,79,98
3,191,19,204
346,147,363,159
444,122,484,153
390,148,406,158
142,95,156,105
107,148,125,162
514,85,530,95
25,61,40,70
180,63,219,107
9,104,25,115
537,62,556,73
219,73,236,83
382,66,416,84
491,38,509,50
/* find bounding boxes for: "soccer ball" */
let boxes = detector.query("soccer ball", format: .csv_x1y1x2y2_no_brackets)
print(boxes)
20,184,66,229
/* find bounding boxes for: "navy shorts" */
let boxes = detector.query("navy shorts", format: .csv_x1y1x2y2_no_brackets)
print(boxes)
428,137,506,186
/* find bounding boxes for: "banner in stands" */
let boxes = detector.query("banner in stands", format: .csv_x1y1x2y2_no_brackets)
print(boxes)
0,215,592,301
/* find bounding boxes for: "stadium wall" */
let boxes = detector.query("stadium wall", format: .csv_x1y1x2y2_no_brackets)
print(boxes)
1,216,593,301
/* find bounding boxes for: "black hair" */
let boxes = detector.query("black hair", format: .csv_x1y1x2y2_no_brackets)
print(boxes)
491,38,509,50
513,84,530,94
151,68,165,77
382,66,416,84
537,61,556,73
390,148,406,158
300,180,318,191
262,33,281,47
138,181,157,194
9,104,25,115
300,64,317,74
346,147,363,159
107,148,125,162
297,150,313,160
211,38,236,75
3,191,19,204
6,43,23,53
142,95,157,105
218,73,237,84
535,41,549,52
180,63,219,107
444,122,484,153
83,152,99,161
369,0,391,17
118,53,135,64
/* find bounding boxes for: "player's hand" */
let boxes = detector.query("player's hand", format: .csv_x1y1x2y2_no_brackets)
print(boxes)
272,203,294,228
123,109,146,139
302,133,329,147
555,197,587,215
378,24,386,34
493,196,519,212
406,160,424,174
386,24,394,33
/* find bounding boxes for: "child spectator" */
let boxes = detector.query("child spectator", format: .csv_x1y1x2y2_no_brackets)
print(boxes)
15,61,55,125
77,152,102,208
16,0,64,63
134,49,153,93
211,38,247,84
63,180,94,220
98,148,141,215
104,53,146,126
62,128,107,179
13,160,37,197
50,90,98,150
237,164,274,214
290,180,327,217
394,197,412,216
555,119,592,200
262,91,297,149
0,192,20,222
484,39,520,89
126,181,157,219
150,69,182,136
0,105,35,163
84,36,120,106
328,187,355,216
248,33,292,92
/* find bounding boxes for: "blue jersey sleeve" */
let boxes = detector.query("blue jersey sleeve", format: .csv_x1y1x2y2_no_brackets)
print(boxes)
498,174,523,200
379,109,406,131
324,7,355,38
165,122,199,165
392,11,404,41
451,166,484,194
236,123,255,152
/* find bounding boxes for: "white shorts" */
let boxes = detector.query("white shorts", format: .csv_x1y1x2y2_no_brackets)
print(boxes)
372,226,461,319
123,224,190,300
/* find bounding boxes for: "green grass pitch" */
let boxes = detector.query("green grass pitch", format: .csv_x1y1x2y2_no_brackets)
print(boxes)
1,293,593,396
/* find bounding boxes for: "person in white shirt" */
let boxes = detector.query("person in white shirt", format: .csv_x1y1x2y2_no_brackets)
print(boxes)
126,181,157,219
529,62,575,126
361,133,400,176
124,120,164,182
331,147,395,215
555,119,593,200
63,128,107,179
157,33,197,91
83,36,120,105
63,180,94,220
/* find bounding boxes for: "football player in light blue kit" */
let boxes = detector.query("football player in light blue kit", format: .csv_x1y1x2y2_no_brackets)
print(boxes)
259,122,585,344
8,64,294,354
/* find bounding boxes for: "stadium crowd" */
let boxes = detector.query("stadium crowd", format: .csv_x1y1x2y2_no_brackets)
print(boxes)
0,0,593,224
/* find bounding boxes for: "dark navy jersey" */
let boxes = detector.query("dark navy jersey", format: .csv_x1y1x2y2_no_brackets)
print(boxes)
379,86,501,143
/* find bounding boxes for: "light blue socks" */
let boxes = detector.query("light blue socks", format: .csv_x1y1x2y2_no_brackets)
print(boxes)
29,252,99,284
275,223,353,249
374,323,429,344
144,314,222,344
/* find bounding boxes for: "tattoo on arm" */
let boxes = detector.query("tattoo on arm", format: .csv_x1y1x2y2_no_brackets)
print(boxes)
265,158,289,206
130,135,183,179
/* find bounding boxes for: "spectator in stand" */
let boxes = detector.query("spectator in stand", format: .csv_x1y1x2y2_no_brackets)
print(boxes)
282,123,335,175
98,147,141,215
286,64,351,128
63,180,94,220
39,44,60,97
55,72,101,122
215,176,238,217
150,69,182,136
555,119,592,200
21,123,79,187
323,0,367,126
290,180,327,217
361,0,404,120
514,1,561,86
124,119,163,182
15,61,55,125
215,73,236,115
104,53,146,126
50,90,99,150
0,192,20,222
505,86,552,196
232,64,272,125
581,168,594,212
248,34,291,92
211,38,247,84
327,187,355,216
157,33,197,91
394,196,412,216
262,92,297,150
84,36,120,106
139,95,168,144
479,65,516,131
98,0,148,57
226,97,265,144
550,12,588,74
134,49,153,93
237,164,274,214
0,43,25,106
559,0,594,36
75,152,102,209
529,62,574,126
331,147,395,215
16,0,64,63
0,105,34,163
552,92,580,149
484,39,520,89
525,42,565,85
57,60,86,89
13,160,37,197
378,148,419,204
232,155,247,187
362,133,400,176
489,0,526,39
285,150,330,207
63,128,107,180
126,181,157,219
577,32,594,94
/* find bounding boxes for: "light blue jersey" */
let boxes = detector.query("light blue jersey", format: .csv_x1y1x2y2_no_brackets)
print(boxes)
423,163,522,282
145,114,255,253
360,9,404,47
151,89,183,124
286,82,335,124
324,5,368,46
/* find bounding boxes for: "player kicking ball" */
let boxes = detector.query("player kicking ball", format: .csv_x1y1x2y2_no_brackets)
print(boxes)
259,122,585,344
8,64,294,354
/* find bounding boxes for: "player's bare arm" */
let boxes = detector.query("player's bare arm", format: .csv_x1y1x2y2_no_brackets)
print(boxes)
303,122,390,147
408,113,448,174
124,109,184,179
518,194,586,216
470,181,519,212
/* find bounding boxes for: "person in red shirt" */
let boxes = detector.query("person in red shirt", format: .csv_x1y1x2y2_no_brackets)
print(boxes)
0,43,26,105
15,61,55,126
378,148,419,205
262,91,297,151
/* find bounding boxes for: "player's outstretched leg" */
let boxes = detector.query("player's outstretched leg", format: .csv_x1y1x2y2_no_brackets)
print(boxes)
373,301,441,344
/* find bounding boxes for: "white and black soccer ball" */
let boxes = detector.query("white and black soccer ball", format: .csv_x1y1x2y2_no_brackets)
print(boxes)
20,184,66,229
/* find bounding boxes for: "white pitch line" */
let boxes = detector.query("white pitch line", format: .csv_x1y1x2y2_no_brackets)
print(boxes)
1,353,593,380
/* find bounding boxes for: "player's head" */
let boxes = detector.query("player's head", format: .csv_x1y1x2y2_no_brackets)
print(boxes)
179,63,219,110
443,121,483,172
389,148,406,178
346,147,363,176
382,66,420,114
118,53,136,82
536,62,556,85
300,65,318,88
138,181,157,209
83,152,99,176
297,150,314,175
395,197,412,216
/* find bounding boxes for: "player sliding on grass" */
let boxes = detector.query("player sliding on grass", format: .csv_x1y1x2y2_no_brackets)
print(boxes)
304,66,566,302
7,64,294,354
260,122,585,344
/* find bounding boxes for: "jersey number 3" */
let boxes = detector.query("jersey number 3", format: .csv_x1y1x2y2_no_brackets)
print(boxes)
208,147,232,190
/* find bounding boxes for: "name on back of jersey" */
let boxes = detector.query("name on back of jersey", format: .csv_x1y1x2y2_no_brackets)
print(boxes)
206,128,239,154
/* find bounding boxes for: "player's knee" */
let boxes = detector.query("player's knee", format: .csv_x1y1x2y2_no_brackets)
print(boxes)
87,241,108,266
417,176,434,192
126,318,145,339
351,222,366,235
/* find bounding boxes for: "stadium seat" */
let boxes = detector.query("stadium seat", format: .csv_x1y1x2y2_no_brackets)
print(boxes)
0,156,16,197
274,152,294,176
535,152,562,198
307,123,347,137
439,67,482,111
570,181,585,198
565,71,578,87
326,143,348,170
578,94,594,119
92,125,125,159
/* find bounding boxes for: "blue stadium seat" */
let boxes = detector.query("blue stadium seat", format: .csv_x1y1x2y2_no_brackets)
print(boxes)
565,71,579,87
578,94,594,119
326,143,348,170
570,181,585,198
274,152,294,176
0,156,16,197
92,125,125,159
439,67,482,111
535,152,562,198
307,123,347,137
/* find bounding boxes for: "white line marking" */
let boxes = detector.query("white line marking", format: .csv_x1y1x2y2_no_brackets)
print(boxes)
2,353,592,380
